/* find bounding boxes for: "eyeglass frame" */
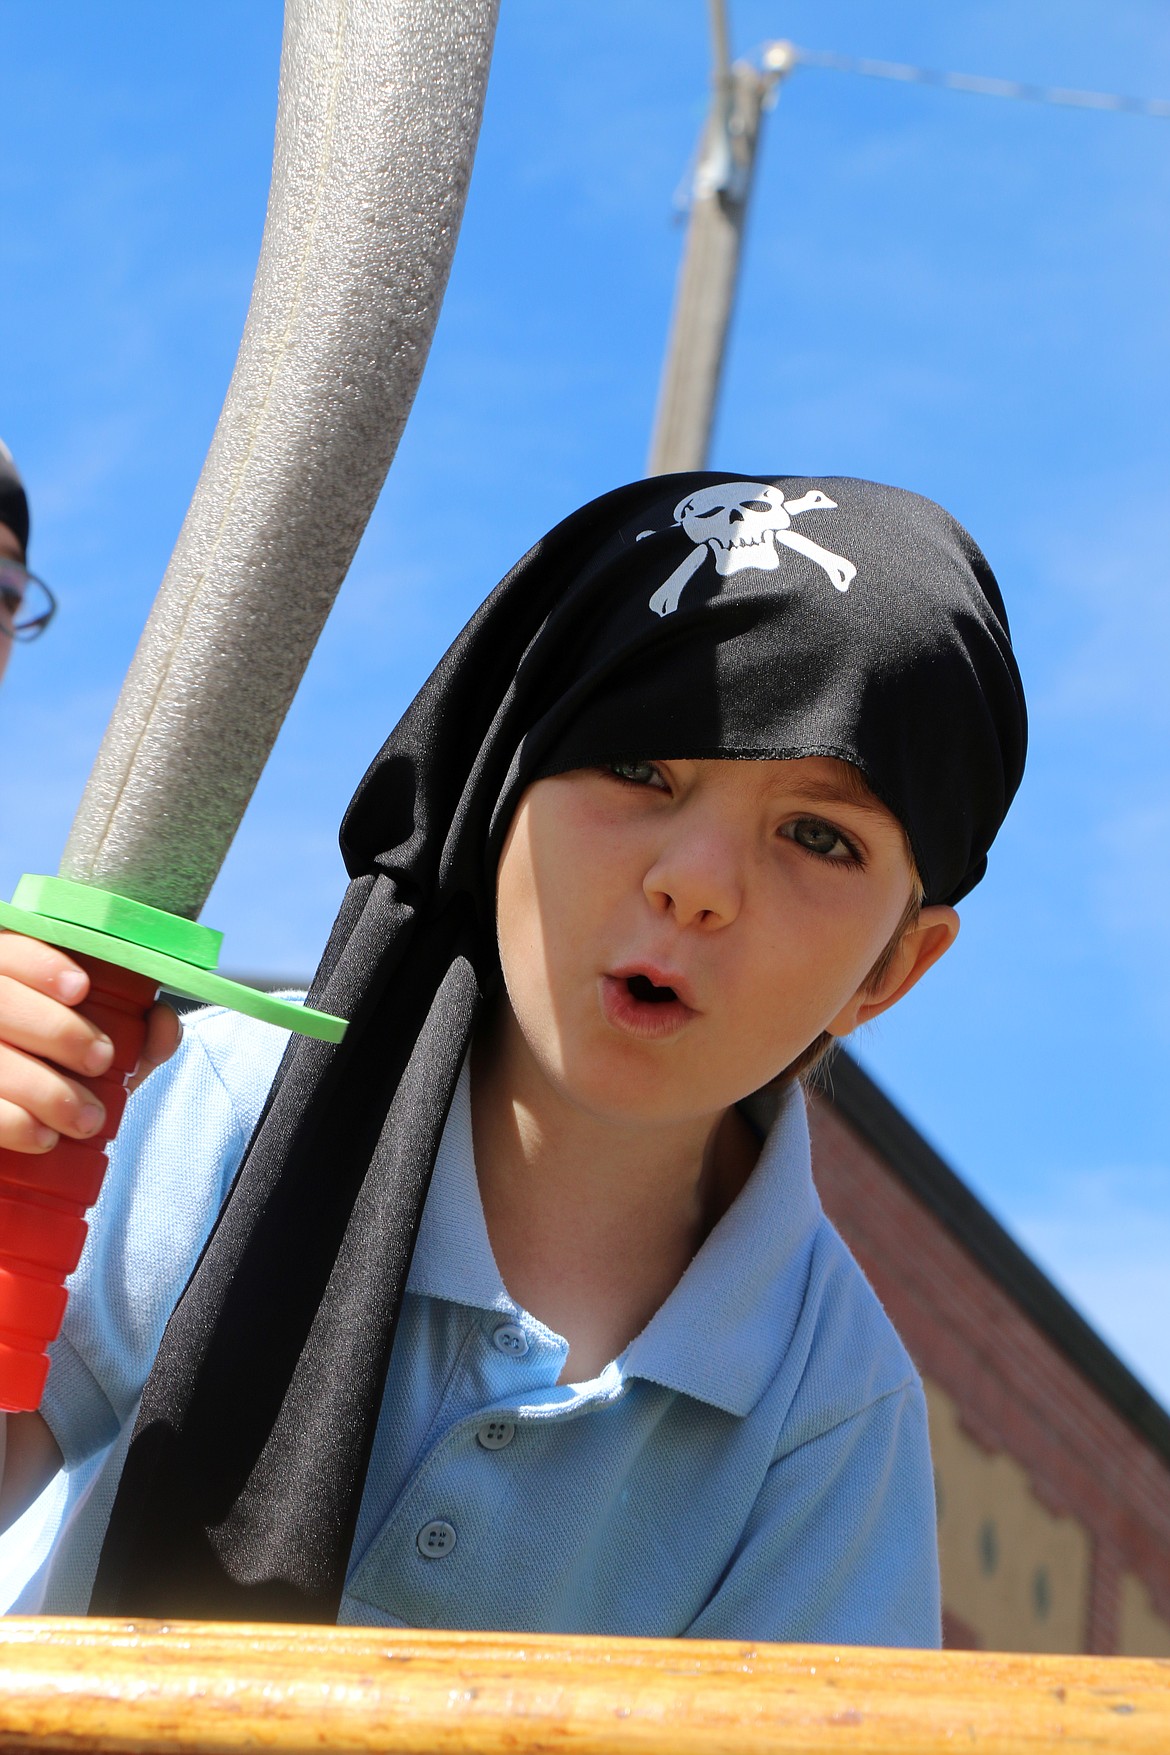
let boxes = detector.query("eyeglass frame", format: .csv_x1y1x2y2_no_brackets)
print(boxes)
0,560,57,643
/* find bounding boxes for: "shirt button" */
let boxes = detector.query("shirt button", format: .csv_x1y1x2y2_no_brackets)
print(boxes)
492,1322,529,1357
416,1519,457,1559
476,1419,516,1450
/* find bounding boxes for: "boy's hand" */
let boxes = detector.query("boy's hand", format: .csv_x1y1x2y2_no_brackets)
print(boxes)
0,933,181,1154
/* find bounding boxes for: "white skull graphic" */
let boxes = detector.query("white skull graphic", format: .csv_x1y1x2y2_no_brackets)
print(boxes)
677,483,795,575
645,480,856,616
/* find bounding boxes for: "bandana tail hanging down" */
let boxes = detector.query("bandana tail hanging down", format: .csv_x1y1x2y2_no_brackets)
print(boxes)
0,0,500,1414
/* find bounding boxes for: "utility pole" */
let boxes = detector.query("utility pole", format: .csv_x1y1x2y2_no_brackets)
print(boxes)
647,16,794,475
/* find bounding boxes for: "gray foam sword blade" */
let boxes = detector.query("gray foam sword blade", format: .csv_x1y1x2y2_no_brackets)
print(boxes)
61,0,499,921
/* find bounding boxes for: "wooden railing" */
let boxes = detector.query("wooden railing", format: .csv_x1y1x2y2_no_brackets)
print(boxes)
0,1621,1164,1752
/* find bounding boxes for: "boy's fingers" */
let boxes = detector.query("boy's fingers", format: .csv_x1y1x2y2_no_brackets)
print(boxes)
0,1098,59,1155
0,973,115,1081
0,1043,106,1151
144,1002,182,1067
0,933,91,1007
0,929,179,1131
127,1003,182,1095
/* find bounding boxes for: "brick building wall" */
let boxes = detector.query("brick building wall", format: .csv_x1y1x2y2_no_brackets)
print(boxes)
808,1056,1170,1656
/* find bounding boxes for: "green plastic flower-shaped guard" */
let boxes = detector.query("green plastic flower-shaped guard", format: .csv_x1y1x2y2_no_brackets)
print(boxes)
0,875,346,1041
0,876,346,1409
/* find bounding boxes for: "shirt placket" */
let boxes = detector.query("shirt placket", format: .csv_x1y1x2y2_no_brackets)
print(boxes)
343,1311,569,1619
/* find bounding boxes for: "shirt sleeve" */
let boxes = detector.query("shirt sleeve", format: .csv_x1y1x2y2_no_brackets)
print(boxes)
684,1378,941,1648
40,1007,290,1469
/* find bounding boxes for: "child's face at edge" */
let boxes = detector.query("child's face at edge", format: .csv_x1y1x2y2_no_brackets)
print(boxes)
492,756,959,1130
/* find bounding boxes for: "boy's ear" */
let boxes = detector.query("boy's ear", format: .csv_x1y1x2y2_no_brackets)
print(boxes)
826,905,961,1039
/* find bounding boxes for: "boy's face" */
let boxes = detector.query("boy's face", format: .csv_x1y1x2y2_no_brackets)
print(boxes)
493,756,957,1128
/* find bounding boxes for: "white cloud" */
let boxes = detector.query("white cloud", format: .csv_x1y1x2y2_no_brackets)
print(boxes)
1093,800,1170,963
1013,1165,1170,1410
1007,491,1170,1032
1031,496,1170,737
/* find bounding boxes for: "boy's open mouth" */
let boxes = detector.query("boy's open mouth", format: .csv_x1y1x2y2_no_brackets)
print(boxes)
625,973,678,1005
599,968,697,1041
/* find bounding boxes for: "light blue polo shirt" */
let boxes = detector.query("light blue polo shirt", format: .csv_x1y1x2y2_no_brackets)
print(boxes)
0,1006,940,1644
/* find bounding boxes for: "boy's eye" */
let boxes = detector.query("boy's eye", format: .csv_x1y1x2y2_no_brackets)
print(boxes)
784,817,859,863
608,761,665,789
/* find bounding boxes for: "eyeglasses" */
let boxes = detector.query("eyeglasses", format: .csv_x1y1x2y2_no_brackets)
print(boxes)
0,560,57,642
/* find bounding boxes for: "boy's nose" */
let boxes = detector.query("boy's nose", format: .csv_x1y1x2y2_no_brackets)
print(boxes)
643,832,743,929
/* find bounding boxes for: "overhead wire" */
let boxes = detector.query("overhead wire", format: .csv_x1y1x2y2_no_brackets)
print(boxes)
760,42,1170,120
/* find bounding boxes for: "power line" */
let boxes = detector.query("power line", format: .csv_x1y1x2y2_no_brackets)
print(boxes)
762,42,1170,120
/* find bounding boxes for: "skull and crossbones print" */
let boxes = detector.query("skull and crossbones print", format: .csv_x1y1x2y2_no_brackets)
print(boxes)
640,482,857,617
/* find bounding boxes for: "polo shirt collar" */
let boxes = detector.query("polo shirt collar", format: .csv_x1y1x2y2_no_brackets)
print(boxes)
622,1082,821,1415
406,1061,514,1312
406,1062,823,1418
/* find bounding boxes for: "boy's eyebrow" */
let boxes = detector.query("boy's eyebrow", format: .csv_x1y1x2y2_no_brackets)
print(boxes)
774,768,923,886
779,777,889,816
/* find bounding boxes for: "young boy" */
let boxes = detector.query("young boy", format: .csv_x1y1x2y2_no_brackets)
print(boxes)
0,475,1026,1641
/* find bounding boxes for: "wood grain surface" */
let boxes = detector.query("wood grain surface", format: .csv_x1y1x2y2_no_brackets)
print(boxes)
0,1619,1164,1753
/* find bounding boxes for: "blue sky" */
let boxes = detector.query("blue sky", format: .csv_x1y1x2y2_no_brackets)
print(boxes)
3,3,1169,1401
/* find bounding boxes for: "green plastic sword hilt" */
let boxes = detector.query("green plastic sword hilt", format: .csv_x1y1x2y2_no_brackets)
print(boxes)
0,875,347,1042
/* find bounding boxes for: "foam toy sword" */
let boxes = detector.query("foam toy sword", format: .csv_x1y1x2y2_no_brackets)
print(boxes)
0,0,499,1412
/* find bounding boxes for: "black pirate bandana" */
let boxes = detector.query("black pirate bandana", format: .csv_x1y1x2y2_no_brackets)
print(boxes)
92,474,1027,1620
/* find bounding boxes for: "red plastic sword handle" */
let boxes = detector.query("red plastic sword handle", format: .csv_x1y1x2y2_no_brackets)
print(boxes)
0,957,157,1413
